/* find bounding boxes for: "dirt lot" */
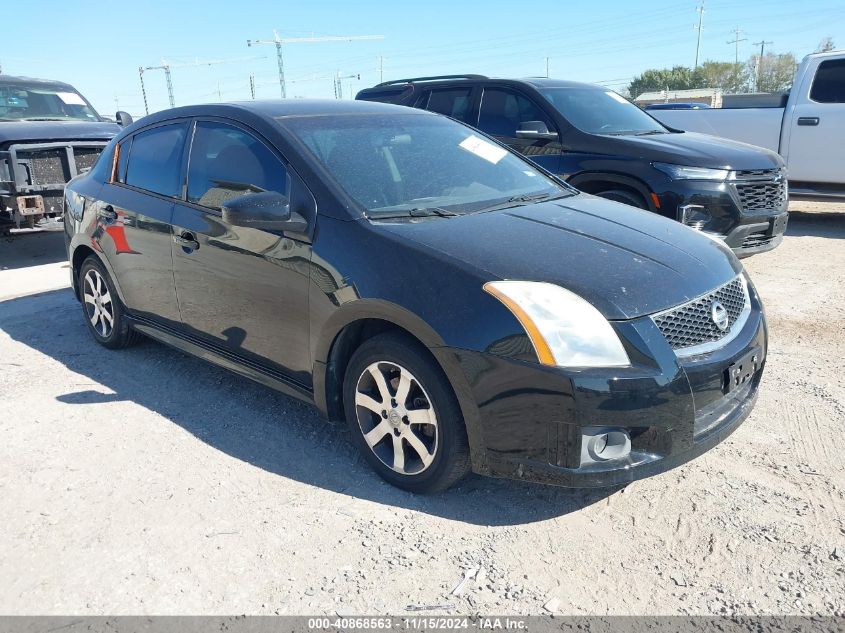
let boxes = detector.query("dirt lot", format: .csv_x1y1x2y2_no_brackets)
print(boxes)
0,202,843,616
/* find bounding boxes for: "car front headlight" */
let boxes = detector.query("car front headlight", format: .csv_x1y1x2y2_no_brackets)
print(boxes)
653,163,729,181
483,281,630,368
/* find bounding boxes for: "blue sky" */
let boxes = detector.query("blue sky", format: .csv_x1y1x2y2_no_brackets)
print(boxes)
3,0,844,117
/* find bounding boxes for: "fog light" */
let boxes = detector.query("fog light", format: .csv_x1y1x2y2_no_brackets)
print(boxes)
580,427,631,465
679,204,711,230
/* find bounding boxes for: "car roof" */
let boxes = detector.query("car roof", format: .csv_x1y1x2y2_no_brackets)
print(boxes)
361,76,605,92
231,98,428,118
116,99,435,139
0,74,77,90
133,99,430,123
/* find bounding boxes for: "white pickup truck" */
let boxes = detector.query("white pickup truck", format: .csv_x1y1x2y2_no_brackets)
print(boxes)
651,50,845,201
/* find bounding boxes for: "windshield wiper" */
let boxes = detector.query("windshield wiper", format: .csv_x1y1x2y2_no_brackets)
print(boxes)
370,206,460,220
634,130,665,136
476,191,573,213
508,192,553,203
19,117,69,122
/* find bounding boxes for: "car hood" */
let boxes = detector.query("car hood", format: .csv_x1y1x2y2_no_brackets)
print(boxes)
377,195,743,320
0,120,120,146
606,130,783,170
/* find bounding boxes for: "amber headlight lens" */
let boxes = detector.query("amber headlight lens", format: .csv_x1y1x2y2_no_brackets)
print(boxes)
484,281,630,368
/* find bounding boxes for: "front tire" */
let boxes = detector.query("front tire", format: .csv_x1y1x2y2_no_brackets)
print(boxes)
79,256,140,349
343,332,471,493
596,188,648,209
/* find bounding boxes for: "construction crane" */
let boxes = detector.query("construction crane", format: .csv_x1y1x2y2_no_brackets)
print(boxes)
138,55,265,115
334,72,361,100
247,30,384,98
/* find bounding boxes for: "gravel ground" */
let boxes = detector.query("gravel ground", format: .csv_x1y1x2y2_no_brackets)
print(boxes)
0,202,843,616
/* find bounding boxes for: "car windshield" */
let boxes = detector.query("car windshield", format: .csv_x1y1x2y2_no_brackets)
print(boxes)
539,87,668,136
281,113,572,216
0,82,101,122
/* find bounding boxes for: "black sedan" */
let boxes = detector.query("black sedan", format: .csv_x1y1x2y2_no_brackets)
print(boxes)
64,100,766,493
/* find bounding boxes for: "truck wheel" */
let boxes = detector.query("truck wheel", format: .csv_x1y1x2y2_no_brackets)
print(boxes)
343,332,471,494
79,256,141,350
596,189,647,209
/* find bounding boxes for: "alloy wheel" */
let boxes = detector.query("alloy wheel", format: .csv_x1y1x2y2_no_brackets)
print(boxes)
354,361,438,475
83,269,114,338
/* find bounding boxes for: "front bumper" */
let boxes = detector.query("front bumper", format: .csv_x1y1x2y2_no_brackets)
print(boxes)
713,212,788,258
436,289,767,488
0,141,107,229
653,177,788,257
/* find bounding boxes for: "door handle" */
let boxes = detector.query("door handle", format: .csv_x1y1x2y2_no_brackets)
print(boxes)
97,205,118,221
173,232,200,252
797,117,820,126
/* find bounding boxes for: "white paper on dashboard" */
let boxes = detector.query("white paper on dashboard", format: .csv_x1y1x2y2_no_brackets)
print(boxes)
56,92,86,106
605,91,629,104
459,135,508,164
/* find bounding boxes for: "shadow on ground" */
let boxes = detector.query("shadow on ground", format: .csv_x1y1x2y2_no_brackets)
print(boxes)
1,230,67,271
1,289,617,526
785,211,845,239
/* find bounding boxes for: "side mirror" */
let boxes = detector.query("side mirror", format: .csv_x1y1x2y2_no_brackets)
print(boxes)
221,190,307,233
515,121,558,140
115,111,134,127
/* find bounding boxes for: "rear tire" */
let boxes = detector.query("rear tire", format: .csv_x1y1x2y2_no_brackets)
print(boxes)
596,188,648,209
79,256,141,350
343,332,471,493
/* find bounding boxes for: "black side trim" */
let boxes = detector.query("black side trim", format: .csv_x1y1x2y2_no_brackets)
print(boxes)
126,314,314,404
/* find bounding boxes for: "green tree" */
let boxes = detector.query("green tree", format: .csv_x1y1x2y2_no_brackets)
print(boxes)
692,60,750,93
628,66,694,98
816,37,835,53
748,52,798,92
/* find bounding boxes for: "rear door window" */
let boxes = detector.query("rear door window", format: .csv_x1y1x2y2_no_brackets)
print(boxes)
124,123,188,197
810,59,845,103
423,88,474,123
186,120,288,210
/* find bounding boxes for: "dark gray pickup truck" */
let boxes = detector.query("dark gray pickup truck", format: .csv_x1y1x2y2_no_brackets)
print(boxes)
0,75,132,235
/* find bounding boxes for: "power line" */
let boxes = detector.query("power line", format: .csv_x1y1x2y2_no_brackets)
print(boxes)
138,55,265,114
247,30,383,98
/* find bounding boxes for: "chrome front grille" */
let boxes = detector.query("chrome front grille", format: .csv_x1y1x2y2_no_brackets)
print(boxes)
733,169,787,213
652,277,749,354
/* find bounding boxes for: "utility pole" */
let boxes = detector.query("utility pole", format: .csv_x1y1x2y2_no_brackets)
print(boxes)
138,67,150,115
248,31,384,98
249,74,256,99
752,40,774,91
545,57,550,78
727,27,747,65
138,56,264,114
694,0,705,69
334,72,361,99
163,65,175,108
378,56,384,83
